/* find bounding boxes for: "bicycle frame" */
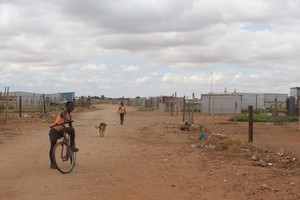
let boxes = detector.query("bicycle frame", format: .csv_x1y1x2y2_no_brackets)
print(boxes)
51,121,76,174
64,132,76,166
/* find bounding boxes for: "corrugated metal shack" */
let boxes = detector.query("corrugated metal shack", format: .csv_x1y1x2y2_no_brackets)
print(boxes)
201,92,288,114
6,91,75,107
287,87,300,115
201,93,242,114
240,93,287,110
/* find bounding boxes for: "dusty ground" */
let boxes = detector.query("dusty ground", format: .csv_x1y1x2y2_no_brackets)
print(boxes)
0,104,300,200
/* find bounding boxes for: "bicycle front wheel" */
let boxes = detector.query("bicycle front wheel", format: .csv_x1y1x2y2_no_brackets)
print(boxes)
53,142,75,174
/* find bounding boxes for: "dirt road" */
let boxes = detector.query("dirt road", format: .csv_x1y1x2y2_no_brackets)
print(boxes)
1,104,300,200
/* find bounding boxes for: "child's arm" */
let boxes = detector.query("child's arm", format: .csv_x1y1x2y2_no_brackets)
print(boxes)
61,111,73,127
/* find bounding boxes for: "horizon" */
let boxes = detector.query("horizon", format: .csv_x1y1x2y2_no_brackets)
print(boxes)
5,88,292,100
1,1,300,98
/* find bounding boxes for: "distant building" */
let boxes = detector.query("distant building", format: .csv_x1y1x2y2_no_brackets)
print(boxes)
290,87,300,98
240,93,288,110
6,91,75,106
201,93,242,114
61,92,75,102
7,91,45,106
201,92,288,114
287,87,300,115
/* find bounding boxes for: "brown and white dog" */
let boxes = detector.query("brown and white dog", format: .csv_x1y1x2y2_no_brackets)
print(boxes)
95,122,107,137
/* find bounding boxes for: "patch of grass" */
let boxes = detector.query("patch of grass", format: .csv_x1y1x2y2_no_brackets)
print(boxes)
229,114,299,122
139,107,156,111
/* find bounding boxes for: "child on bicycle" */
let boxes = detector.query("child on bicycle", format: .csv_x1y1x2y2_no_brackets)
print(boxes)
49,101,79,169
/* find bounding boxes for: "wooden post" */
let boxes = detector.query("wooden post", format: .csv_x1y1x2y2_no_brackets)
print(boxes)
178,100,181,117
255,94,258,114
4,87,9,124
192,93,194,124
32,93,35,107
248,105,253,142
234,101,237,133
212,96,215,128
182,96,185,122
171,94,174,116
19,96,22,117
188,99,191,123
3,87,7,122
175,92,177,117
168,97,171,116
0,91,2,117
208,95,211,116
43,93,46,115
298,99,300,131
274,97,277,125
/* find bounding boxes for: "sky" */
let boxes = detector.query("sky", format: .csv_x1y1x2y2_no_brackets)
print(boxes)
1,0,300,98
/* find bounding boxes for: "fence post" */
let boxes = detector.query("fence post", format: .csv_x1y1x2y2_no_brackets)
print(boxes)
43,93,46,115
192,93,194,124
188,99,191,123
171,94,174,116
4,87,9,124
182,96,185,122
212,96,215,128
298,99,300,131
19,96,22,117
274,97,277,125
168,97,171,116
234,102,237,133
175,92,177,117
248,105,253,142
0,91,2,118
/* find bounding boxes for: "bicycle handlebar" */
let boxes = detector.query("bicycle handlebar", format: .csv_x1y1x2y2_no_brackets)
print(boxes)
50,120,74,128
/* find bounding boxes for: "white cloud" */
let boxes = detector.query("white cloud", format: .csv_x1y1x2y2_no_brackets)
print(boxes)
121,65,140,72
3,64,23,73
162,73,175,83
136,76,150,84
80,64,107,71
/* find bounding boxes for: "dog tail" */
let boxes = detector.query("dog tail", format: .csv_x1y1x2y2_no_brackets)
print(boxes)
95,125,99,129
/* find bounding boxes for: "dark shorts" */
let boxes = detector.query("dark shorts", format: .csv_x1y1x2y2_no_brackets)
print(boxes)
49,128,64,141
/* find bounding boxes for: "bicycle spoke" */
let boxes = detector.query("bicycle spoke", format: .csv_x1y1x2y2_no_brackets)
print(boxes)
53,142,75,174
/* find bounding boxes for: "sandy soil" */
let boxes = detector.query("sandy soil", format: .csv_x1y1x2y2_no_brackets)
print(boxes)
0,104,300,200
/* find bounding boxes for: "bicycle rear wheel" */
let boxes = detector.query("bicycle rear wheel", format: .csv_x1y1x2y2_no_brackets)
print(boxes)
53,142,75,174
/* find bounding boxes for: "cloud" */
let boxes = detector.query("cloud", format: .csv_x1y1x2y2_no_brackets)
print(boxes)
162,73,208,85
80,64,107,71
135,76,151,84
241,24,272,32
2,64,23,73
121,65,140,72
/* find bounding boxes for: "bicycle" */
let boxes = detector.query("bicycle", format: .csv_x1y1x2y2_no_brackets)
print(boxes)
51,121,77,174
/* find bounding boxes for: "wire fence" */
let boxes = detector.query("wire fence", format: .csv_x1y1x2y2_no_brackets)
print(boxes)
0,89,92,124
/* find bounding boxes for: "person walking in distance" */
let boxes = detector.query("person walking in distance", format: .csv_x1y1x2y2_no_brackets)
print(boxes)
118,102,126,125
48,101,79,169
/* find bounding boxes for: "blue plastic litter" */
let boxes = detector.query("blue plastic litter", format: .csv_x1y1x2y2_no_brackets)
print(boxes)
199,132,206,141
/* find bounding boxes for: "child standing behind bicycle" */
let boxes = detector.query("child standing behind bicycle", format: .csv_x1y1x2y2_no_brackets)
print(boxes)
49,101,79,169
